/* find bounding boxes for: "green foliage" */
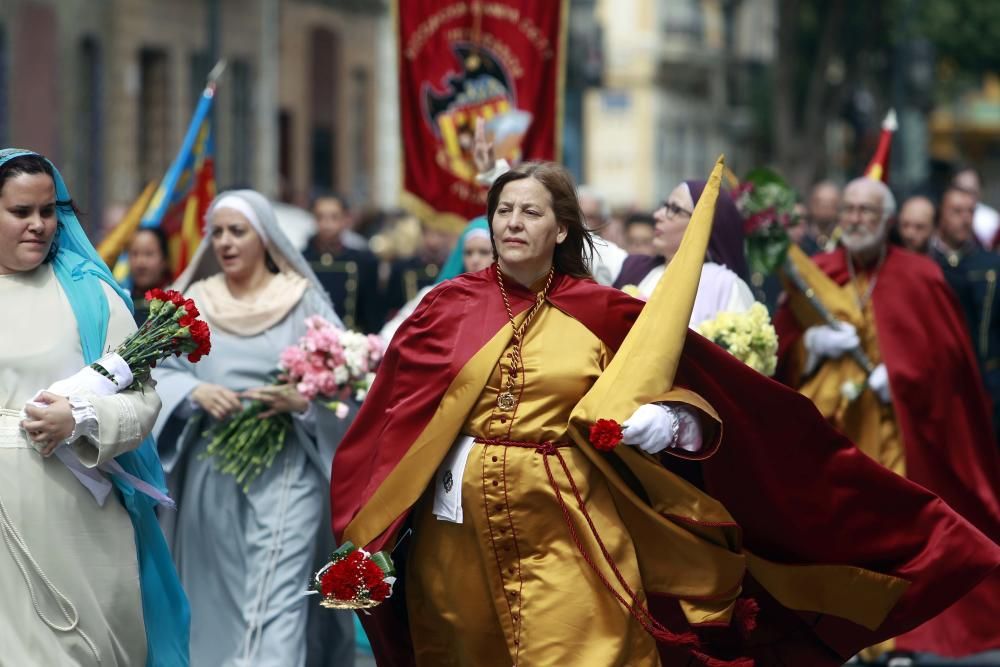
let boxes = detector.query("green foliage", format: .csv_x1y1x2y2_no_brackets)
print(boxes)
736,168,799,276
741,168,799,216
909,0,1000,73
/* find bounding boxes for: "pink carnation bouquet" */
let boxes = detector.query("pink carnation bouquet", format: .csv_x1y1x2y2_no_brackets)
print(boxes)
203,316,382,490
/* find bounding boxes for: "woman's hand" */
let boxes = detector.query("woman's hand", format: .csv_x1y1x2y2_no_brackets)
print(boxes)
191,383,243,420
242,385,309,419
21,392,75,456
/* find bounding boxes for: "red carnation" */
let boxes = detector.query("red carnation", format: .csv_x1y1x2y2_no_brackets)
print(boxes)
191,320,210,340
333,581,357,600
320,567,358,601
369,581,391,602
178,314,195,328
167,290,185,306
589,419,623,452
361,561,385,589
182,299,200,318
145,288,168,302
188,320,212,360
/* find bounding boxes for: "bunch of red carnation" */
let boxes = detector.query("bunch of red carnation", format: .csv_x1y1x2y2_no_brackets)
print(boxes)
144,288,212,363
91,288,212,390
314,542,395,610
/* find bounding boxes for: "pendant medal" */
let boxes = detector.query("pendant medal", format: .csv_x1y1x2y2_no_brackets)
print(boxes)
497,391,516,411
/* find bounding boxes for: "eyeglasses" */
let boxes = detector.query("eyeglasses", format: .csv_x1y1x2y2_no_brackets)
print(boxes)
838,204,882,221
660,201,692,219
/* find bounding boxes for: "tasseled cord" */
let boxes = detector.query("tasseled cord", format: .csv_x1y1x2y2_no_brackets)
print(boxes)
735,597,760,639
504,435,761,667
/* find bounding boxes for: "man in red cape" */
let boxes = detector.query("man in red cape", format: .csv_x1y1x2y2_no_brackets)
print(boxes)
330,257,999,664
773,176,1000,658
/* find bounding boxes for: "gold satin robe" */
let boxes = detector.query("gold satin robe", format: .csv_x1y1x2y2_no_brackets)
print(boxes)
406,303,663,666
786,272,905,476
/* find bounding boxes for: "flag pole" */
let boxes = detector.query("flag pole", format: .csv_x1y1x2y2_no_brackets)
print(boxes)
140,60,226,228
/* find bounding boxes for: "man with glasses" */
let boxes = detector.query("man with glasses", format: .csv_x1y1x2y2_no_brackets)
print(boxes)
774,176,1000,664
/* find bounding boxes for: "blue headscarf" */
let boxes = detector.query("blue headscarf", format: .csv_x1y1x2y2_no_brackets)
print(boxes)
0,149,189,666
437,216,491,283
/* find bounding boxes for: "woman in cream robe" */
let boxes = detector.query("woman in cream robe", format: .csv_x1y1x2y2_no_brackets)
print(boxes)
153,190,354,667
0,148,181,666
611,180,756,327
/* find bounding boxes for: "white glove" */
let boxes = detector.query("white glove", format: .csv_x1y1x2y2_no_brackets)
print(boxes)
622,403,703,455
867,363,892,404
803,322,860,360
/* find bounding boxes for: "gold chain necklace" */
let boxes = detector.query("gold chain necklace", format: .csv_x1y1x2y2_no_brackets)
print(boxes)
496,266,555,411
846,244,886,310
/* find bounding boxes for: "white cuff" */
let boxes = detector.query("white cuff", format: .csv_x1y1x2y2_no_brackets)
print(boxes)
295,401,316,423
64,395,100,447
671,404,703,453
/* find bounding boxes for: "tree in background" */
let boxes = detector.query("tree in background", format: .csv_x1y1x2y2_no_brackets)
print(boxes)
765,0,1000,194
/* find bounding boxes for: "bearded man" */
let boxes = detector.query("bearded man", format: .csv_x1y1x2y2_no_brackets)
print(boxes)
774,177,1000,660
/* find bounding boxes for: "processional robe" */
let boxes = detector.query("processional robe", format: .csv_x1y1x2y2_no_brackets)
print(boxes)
331,265,1000,666
153,283,355,667
0,264,159,666
774,245,1000,657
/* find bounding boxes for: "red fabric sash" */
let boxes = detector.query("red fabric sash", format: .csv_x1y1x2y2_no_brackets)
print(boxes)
774,246,1000,655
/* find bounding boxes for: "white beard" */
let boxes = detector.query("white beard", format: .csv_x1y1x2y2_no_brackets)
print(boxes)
841,219,888,259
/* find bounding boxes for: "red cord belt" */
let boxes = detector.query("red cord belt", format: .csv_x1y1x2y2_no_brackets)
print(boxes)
474,438,752,667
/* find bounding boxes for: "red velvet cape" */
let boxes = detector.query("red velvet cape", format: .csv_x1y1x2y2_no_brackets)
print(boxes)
774,246,1000,656
332,265,1000,665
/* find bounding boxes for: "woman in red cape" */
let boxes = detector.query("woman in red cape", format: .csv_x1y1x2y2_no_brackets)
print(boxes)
330,162,1000,666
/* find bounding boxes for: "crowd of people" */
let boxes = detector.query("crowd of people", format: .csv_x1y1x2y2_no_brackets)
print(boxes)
2,136,999,667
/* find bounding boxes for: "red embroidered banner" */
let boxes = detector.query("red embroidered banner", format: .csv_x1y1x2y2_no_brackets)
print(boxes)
397,0,567,230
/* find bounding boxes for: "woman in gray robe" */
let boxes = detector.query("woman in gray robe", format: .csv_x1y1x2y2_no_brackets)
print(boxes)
152,190,353,667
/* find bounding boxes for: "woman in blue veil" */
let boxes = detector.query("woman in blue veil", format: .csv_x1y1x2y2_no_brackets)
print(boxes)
379,216,492,342
0,148,188,666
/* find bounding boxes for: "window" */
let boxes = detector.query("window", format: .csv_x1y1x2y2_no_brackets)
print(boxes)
75,36,103,233
349,66,369,203
138,48,171,185
229,59,253,187
309,27,340,193
662,0,704,42
279,109,294,202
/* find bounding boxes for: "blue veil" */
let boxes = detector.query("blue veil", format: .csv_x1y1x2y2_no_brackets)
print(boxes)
0,149,189,665
436,216,490,283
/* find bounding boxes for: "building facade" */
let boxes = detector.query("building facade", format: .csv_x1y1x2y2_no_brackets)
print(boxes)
583,0,775,208
0,0,389,236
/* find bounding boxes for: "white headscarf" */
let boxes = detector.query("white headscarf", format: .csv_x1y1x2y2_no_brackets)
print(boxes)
173,190,338,336
208,194,270,245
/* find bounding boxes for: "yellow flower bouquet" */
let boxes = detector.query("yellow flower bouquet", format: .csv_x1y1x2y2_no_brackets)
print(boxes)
695,303,778,376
